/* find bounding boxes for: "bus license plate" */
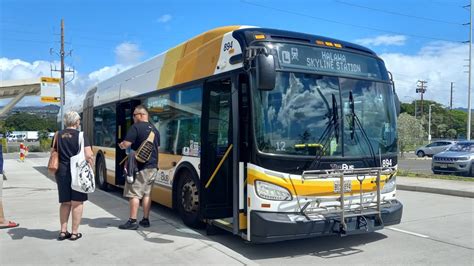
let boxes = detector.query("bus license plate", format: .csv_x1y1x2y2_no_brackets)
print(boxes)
334,180,352,193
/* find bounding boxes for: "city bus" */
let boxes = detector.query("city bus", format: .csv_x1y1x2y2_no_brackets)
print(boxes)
81,26,403,243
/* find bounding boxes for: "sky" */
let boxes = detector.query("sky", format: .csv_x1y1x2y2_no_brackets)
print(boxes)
0,0,472,109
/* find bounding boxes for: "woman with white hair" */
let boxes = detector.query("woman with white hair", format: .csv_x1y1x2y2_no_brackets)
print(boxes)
52,111,93,241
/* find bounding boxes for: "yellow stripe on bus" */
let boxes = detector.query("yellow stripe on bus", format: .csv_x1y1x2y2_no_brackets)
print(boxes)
151,185,173,208
247,168,387,197
158,44,186,89
157,26,241,90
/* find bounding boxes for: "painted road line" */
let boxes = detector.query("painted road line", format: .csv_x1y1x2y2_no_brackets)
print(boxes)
387,227,430,238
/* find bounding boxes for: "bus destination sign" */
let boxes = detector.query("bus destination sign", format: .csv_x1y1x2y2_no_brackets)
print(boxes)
275,43,385,80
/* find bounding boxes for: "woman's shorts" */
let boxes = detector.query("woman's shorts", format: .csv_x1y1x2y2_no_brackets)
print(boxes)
56,165,88,203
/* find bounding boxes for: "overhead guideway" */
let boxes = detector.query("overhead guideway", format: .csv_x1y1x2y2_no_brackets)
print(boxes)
0,77,57,116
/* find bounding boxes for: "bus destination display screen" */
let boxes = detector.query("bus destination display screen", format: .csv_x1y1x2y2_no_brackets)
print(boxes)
274,43,387,80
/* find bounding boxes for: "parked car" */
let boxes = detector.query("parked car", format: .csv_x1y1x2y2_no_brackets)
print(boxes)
7,134,25,142
432,141,474,176
415,140,456,157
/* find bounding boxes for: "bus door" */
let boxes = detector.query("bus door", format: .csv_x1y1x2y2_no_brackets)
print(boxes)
200,77,234,219
116,100,141,185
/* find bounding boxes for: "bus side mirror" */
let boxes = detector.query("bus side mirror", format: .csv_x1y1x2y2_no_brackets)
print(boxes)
256,53,276,90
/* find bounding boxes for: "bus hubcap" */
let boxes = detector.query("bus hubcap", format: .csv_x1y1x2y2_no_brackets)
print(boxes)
181,180,198,213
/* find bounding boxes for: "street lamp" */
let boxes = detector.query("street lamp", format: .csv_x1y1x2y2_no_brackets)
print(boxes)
429,104,434,143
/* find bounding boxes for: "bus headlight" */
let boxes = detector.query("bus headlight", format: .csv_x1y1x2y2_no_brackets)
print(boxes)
381,176,396,194
255,180,292,201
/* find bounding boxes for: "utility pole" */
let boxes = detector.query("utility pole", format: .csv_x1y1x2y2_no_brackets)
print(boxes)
450,82,454,110
50,19,74,130
416,80,427,118
464,2,472,140
60,19,65,130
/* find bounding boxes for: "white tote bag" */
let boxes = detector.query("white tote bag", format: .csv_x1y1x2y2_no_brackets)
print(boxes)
70,132,95,193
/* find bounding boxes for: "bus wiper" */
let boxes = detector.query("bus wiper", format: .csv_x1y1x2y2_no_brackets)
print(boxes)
349,91,355,140
332,94,339,143
348,91,377,166
306,94,339,170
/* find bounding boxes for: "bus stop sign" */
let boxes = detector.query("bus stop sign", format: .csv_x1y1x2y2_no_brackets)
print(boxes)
40,77,61,103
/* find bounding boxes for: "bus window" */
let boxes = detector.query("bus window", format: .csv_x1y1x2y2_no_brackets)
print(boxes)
146,86,202,156
93,104,116,147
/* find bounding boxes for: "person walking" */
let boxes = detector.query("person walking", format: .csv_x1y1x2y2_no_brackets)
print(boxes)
0,142,19,229
53,111,94,240
118,105,160,230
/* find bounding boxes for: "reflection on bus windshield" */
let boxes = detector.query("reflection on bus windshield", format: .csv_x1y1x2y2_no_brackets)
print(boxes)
253,72,397,156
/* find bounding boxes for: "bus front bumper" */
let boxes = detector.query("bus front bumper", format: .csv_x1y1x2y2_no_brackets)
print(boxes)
250,200,403,243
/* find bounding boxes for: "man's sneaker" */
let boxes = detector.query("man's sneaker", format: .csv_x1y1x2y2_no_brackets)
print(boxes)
139,218,150,228
118,219,138,230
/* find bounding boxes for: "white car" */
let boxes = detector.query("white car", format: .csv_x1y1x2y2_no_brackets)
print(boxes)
415,140,457,157
7,134,25,142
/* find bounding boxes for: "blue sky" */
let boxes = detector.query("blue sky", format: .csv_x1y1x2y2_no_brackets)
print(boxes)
0,0,472,108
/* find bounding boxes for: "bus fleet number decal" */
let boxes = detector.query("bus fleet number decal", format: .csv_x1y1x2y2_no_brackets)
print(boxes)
382,159,393,167
223,41,233,52
276,141,286,151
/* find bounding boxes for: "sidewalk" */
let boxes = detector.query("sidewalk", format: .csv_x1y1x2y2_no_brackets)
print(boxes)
1,155,472,265
0,157,256,265
397,176,474,198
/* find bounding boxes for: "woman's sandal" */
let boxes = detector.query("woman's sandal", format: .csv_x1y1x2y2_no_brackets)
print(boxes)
57,231,71,241
69,233,82,241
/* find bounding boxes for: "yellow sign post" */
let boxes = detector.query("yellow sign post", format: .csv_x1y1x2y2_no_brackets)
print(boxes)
40,77,61,103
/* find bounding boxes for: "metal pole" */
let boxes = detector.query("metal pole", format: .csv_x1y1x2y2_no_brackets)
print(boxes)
60,19,65,130
468,2,472,140
450,82,454,110
429,105,432,143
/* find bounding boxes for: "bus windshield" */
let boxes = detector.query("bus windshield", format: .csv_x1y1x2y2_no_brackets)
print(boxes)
253,72,397,157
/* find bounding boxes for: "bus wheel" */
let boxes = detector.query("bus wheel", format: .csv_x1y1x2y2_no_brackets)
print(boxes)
177,170,201,228
95,156,109,191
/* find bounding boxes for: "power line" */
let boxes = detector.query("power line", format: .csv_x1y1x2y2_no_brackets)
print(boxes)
240,0,465,43
334,0,464,25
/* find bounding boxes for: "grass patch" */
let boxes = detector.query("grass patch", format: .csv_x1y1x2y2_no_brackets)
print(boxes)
398,169,474,182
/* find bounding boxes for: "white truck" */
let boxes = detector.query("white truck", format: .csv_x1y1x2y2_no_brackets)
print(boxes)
8,131,38,142
25,131,39,142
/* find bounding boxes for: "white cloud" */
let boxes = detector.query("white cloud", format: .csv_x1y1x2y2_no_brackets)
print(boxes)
0,58,132,109
1,40,470,111
156,14,172,23
380,41,469,108
355,35,407,46
114,42,144,65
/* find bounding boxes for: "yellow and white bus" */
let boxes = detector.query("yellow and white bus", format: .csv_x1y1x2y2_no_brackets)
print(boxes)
82,26,403,243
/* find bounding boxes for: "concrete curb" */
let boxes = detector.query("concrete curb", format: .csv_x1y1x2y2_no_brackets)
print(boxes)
398,184,474,198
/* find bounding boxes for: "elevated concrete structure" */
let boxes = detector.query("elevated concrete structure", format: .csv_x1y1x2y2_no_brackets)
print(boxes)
0,78,41,116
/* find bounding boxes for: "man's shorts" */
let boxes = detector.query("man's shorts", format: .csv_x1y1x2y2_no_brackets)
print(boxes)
123,168,157,199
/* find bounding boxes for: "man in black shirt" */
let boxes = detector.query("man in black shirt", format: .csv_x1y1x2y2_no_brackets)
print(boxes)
118,105,160,230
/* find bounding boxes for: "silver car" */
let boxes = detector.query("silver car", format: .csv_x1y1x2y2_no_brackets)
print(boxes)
432,141,474,176
415,140,456,157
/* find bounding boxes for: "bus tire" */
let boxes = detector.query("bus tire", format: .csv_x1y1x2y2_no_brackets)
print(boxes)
176,170,202,228
95,155,109,191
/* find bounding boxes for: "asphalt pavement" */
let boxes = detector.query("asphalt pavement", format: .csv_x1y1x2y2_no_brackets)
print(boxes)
1,153,473,265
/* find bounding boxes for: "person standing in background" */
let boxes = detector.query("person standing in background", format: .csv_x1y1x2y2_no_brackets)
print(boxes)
0,142,19,229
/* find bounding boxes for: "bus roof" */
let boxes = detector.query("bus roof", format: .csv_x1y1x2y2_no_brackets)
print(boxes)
233,27,377,55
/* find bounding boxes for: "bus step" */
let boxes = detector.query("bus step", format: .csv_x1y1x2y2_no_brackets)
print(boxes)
208,219,233,235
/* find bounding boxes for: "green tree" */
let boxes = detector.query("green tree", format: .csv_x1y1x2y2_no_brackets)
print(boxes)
446,128,457,139
5,113,58,132
398,113,423,157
